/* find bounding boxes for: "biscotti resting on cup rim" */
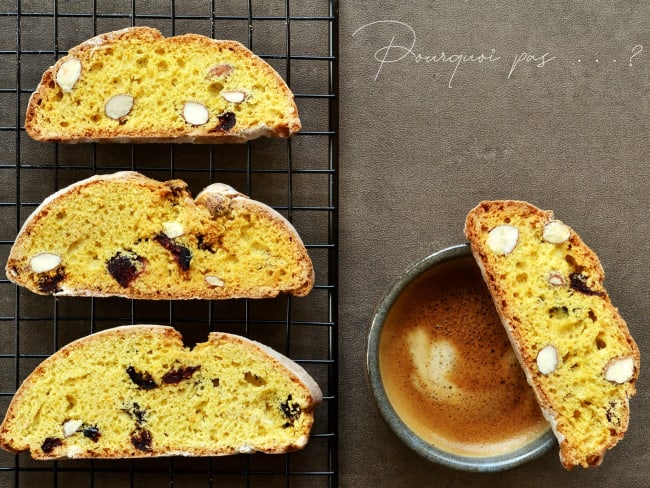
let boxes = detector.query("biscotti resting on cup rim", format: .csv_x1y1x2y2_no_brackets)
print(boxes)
0,325,323,460
464,200,639,470
5,171,314,299
25,26,301,143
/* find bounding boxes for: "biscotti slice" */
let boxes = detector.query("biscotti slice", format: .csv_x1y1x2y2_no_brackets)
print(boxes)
0,325,323,460
5,171,314,299
25,26,300,143
464,200,640,469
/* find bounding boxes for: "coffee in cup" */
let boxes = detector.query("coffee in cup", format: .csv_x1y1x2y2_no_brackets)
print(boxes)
368,244,554,470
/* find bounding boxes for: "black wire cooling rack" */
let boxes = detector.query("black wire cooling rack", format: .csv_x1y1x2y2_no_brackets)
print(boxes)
0,1,338,486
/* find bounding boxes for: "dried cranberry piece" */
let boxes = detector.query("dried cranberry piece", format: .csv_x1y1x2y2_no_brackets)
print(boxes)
38,268,65,293
280,394,301,428
569,273,604,296
130,427,152,451
197,234,216,253
154,233,191,271
126,366,158,390
162,365,201,384
131,402,147,424
82,425,101,442
209,111,236,132
107,252,144,287
41,437,63,453
218,111,236,131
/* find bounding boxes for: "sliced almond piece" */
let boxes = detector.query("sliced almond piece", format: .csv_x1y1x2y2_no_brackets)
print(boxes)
105,94,134,120
183,102,209,126
547,271,566,286
162,221,184,239
205,275,224,287
543,220,571,244
221,91,246,104
208,64,232,77
603,357,635,384
486,224,519,255
537,344,559,375
30,253,62,273
56,58,82,93
62,419,83,438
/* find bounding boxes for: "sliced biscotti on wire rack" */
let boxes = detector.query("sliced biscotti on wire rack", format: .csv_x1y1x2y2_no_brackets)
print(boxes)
25,26,301,143
465,200,639,469
5,171,314,299
0,325,323,460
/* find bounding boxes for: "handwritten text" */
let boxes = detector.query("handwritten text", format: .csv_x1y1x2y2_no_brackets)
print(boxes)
352,20,502,87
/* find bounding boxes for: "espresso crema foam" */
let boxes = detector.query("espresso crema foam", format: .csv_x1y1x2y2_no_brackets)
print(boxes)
379,256,549,457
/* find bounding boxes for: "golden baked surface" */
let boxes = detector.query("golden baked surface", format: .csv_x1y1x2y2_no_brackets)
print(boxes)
0,325,322,460
25,26,301,143
5,171,314,299
465,200,639,470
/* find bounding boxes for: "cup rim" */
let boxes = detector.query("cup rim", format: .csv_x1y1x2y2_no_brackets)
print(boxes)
366,243,556,472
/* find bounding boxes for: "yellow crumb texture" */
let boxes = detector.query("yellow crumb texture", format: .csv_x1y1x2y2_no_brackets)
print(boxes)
0,326,321,459
465,200,639,469
25,27,300,142
5,172,314,299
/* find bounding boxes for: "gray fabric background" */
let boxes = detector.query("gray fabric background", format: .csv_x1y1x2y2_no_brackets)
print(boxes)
339,2,649,487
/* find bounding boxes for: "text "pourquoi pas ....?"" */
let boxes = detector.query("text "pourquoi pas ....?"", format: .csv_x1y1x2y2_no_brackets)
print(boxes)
352,20,555,88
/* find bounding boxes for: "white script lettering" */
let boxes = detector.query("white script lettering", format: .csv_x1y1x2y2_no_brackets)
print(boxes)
507,52,556,79
352,20,500,88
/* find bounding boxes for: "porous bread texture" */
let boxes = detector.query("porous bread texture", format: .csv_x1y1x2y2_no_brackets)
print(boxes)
464,200,640,470
0,325,323,460
5,171,314,299
25,26,301,143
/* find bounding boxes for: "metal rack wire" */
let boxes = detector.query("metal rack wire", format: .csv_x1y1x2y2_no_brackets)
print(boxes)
0,1,338,486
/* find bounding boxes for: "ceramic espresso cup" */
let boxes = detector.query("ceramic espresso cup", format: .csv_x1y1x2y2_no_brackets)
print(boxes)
367,243,555,472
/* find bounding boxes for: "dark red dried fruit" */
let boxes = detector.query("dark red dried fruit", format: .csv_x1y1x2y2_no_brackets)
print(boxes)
197,234,216,253
107,252,144,287
218,111,236,130
162,365,201,384
82,425,101,442
280,394,301,428
41,437,63,453
129,402,147,424
126,366,158,390
569,273,605,296
130,427,152,451
154,233,191,271
38,268,65,293
210,111,236,132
